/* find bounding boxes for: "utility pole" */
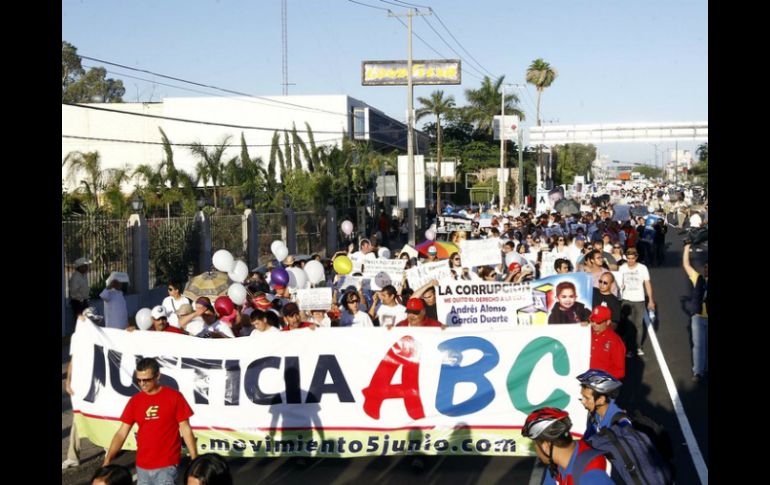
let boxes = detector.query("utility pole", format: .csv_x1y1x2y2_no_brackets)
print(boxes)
675,141,679,184
499,84,506,212
389,8,430,246
281,0,289,95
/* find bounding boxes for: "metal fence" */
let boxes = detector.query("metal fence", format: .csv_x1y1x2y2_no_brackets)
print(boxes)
296,210,326,256
147,217,199,288
211,214,245,260
63,217,132,298
256,212,284,265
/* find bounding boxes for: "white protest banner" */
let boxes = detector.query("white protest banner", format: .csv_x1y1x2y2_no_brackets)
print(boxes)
350,253,364,273
69,320,590,458
435,278,534,326
436,215,473,234
536,189,550,215
336,275,362,292
459,239,503,269
406,260,451,290
362,258,407,291
296,288,333,311
540,252,560,277
478,218,493,228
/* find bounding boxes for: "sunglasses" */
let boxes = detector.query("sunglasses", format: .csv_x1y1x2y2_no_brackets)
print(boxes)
136,376,157,384
347,299,359,304
168,287,177,291
599,280,612,285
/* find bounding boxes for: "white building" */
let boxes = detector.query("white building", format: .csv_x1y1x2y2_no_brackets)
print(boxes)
62,95,429,191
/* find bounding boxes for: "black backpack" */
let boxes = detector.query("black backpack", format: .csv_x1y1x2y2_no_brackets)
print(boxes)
586,411,674,485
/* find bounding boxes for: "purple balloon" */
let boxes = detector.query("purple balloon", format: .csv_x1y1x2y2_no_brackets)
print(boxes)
271,268,290,287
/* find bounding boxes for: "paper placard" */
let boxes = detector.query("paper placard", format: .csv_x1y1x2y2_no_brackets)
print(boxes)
459,239,503,269
398,244,419,260
435,278,535,326
296,288,333,311
362,258,407,291
479,218,493,228
406,260,451,290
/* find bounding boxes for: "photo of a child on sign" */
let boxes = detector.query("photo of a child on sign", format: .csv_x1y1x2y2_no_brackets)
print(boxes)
548,281,591,324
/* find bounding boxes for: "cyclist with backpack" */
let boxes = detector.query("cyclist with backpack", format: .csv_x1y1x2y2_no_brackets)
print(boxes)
577,369,628,440
522,407,613,485
576,369,674,484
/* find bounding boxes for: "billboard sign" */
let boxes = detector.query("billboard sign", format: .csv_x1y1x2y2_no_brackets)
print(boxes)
362,60,461,86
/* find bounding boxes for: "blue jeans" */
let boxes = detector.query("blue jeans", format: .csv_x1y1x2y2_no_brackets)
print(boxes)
691,315,708,375
137,465,178,485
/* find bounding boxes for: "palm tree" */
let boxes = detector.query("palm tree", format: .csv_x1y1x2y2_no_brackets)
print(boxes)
189,136,231,209
526,59,558,187
64,151,105,207
417,90,455,214
463,75,524,137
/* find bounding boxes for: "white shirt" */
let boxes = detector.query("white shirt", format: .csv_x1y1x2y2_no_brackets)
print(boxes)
162,295,192,316
689,213,702,228
69,271,90,301
340,310,374,327
376,303,407,328
183,316,206,336
617,263,650,302
99,288,128,329
250,326,279,336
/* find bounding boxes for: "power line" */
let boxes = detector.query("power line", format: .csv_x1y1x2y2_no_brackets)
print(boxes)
62,134,345,148
419,15,489,80
64,102,416,137
429,9,496,79
347,0,391,12
79,54,349,117
388,13,485,83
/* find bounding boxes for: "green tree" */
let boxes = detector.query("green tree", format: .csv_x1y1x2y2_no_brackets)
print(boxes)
62,41,125,103
463,76,524,138
189,137,232,209
526,58,558,186
65,151,105,206
417,90,456,213
552,144,596,186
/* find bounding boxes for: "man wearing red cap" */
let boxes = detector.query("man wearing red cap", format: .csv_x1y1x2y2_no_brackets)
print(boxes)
589,305,626,380
395,298,444,327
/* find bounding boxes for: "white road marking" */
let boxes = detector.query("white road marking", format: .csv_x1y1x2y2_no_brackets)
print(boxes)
646,319,708,484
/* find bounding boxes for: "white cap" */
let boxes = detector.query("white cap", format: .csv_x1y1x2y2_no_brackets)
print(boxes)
73,257,92,267
151,305,168,320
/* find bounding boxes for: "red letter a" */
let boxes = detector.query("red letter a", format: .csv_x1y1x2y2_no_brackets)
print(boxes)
362,335,425,420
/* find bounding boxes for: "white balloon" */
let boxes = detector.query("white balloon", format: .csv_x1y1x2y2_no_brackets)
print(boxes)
212,249,235,273
287,267,308,289
374,271,392,288
228,260,249,283
430,223,437,231
304,260,325,284
135,308,153,330
425,229,436,240
341,220,354,235
378,247,391,259
271,240,288,260
273,245,289,262
227,283,248,305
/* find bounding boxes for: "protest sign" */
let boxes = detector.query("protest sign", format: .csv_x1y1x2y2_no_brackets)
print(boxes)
69,320,590,458
539,252,560,278
613,204,631,222
406,260,451,290
435,278,535,326
399,244,419,260
362,258,407,291
436,215,473,234
536,189,550,215
479,218,493,228
296,288,333,311
534,273,594,325
459,239,502,269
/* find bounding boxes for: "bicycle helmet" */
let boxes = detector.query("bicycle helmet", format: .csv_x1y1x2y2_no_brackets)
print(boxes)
522,407,572,441
576,369,623,395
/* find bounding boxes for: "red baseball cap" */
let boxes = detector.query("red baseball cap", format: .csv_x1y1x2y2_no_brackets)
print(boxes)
405,298,425,314
589,305,612,323
508,262,522,273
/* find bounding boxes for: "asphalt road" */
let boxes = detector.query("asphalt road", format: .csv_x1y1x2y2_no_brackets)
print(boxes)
61,232,707,484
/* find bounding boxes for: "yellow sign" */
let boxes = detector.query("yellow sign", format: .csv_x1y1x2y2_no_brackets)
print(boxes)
362,59,461,86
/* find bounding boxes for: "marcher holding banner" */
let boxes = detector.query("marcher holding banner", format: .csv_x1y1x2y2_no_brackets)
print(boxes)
104,358,197,484
395,298,443,327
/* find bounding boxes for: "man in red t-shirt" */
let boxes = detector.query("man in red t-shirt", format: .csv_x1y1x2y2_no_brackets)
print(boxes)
395,298,444,328
103,358,196,485
589,305,626,380
151,306,185,335
280,302,316,331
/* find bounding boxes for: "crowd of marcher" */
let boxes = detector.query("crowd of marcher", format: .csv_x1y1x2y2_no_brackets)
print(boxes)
65,179,707,484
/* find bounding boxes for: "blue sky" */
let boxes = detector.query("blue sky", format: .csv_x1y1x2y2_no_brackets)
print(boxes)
62,0,707,164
